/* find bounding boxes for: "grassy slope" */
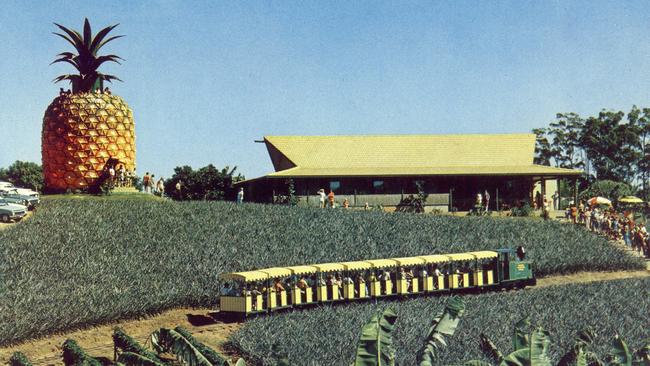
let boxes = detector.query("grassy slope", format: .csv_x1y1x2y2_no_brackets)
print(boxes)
230,277,650,366
0,195,644,344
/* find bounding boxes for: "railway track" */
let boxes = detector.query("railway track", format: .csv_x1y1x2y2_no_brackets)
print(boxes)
1,263,648,365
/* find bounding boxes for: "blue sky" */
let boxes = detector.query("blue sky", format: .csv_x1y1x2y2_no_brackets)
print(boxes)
2,1,650,179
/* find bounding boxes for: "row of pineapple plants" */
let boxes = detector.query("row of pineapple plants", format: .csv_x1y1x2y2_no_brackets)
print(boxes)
230,277,650,365
1,198,645,345
10,326,244,366
10,297,648,366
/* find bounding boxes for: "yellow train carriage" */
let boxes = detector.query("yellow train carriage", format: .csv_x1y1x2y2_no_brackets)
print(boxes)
218,249,521,318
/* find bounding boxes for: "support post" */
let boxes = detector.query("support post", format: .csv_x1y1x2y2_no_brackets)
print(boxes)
541,178,546,209
573,178,578,207
496,187,499,212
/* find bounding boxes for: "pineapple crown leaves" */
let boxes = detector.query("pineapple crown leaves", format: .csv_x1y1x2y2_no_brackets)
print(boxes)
51,18,124,91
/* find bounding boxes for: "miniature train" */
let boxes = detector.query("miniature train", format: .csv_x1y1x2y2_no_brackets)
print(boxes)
218,248,535,318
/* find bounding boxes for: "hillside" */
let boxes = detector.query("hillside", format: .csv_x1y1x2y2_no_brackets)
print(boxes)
0,195,644,345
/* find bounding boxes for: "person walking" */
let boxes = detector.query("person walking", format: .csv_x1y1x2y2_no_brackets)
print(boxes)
552,191,559,211
143,172,151,193
175,180,182,200
108,166,116,189
150,175,157,194
156,178,165,197
237,187,244,204
327,190,335,208
317,189,326,208
484,189,490,213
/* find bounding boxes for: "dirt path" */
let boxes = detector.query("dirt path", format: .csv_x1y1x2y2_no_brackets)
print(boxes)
1,261,648,366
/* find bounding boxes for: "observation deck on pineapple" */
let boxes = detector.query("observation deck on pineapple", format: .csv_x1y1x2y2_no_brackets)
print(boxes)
42,18,135,193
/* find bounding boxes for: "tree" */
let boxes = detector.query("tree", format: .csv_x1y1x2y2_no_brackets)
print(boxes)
0,161,43,191
580,110,639,183
628,106,650,199
532,128,552,166
164,164,243,201
547,113,585,170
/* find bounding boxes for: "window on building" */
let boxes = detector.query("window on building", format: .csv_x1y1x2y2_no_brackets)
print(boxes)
329,181,341,192
373,180,384,193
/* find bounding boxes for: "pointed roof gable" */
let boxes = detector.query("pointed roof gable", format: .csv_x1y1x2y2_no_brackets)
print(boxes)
257,134,582,178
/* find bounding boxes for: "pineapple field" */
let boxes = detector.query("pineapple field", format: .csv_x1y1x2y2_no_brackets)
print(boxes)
229,277,650,365
0,196,645,345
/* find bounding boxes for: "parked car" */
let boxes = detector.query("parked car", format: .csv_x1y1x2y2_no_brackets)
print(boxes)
0,198,27,223
0,181,39,198
0,189,39,209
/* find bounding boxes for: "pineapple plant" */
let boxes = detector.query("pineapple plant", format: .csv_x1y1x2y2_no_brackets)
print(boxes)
42,18,135,192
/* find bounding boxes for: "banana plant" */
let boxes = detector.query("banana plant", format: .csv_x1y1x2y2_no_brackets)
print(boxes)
151,327,245,366
465,317,552,366
351,296,466,366
116,352,166,366
9,352,32,366
607,334,650,366
113,327,165,364
351,308,398,366
556,328,603,366
417,295,466,366
62,339,102,366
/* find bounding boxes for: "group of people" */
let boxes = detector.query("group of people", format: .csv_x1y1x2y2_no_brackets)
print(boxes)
567,203,649,258
220,263,489,309
142,172,166,196
317,188,337,208
58,86,113,97
106,165,136,188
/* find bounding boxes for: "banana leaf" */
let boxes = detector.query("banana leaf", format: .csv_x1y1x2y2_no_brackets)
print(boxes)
9,352,32,366
529,328,552,366
174,326,228,366
151,328,213,366
480,333,504,364
500,348,530,366
116,352,165,366
352,308,398,366
610,334,632,366
417,296,466,366
464,361,493,366
513,317,531,352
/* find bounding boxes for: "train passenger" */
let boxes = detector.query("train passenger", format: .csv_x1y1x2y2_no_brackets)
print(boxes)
516,246,526,260
367,271,377,282
357,274,368,295
220,283,234,296
297,276,309,294
343,275,355,295
273,278,285,292
433,266,442,277
335,274,344,298
419,267,428,278
455,269,463,286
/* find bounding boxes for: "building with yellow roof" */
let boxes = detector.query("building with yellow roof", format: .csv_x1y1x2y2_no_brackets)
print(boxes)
237,134,581,210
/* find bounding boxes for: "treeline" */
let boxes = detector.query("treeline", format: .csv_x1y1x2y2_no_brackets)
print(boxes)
0,161,43,191
533,106,650,199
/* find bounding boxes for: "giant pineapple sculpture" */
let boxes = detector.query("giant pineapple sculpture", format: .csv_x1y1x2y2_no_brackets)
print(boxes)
42,19,135,192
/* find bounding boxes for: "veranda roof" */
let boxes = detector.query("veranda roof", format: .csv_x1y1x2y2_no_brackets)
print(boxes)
258,134,581,178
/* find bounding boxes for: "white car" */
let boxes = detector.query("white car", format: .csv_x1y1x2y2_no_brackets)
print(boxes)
0,181,39,198
0,198,27,223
